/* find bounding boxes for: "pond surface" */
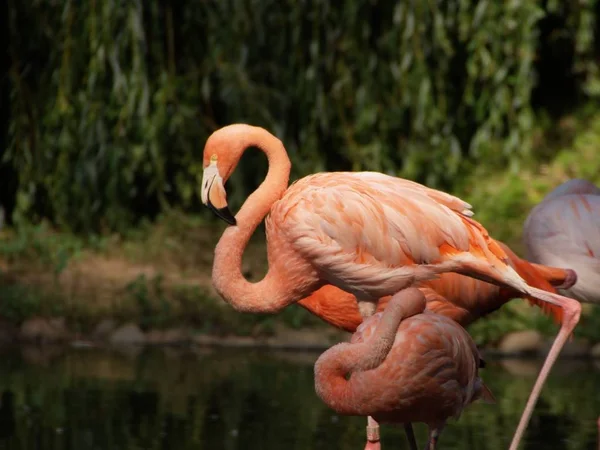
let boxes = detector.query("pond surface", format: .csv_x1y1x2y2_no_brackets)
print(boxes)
0,345,597,450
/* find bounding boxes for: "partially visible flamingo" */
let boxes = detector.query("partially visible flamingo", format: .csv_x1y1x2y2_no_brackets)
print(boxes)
314,287,495,450
524,178,600,448
201,124,581,450
523,178,600,304
297,240,575,333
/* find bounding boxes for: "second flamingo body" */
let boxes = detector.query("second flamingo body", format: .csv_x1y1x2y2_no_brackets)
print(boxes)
314,288,494,449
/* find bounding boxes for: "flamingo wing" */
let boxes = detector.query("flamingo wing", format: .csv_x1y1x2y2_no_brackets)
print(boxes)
271,172,507,299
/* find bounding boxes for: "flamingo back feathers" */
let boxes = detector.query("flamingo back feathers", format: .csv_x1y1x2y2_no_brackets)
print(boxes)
274,172,506,300
347,310,487,422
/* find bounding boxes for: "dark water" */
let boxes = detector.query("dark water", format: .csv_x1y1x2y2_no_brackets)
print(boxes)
0,345,598,450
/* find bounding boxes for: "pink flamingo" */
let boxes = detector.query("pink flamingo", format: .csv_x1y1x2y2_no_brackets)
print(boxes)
523,178,600,305
201,124,581,450
524,178,600,448
314,287,495,450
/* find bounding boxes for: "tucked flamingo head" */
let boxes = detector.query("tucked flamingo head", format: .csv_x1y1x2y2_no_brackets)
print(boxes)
201,124,261,225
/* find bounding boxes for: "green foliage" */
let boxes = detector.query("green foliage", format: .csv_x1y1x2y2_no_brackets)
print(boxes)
467,303,529,345
119,272,322,335
5,0,600,232
578,306,600,341
4,0,600,343
7,1,208,232
2,108,600,339
467,301,560,346
454,111,600,344
278,304,324,330
0,222,85,276
124,274,172,330
456,111,600,251
0,283,43,323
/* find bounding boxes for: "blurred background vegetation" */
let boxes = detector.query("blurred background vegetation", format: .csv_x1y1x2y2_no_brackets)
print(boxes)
1,0,600,343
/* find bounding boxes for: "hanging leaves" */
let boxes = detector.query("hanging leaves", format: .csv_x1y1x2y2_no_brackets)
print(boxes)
4,0,599,232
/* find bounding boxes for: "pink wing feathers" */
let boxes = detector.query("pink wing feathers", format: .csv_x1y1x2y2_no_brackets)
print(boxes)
270,172,509,300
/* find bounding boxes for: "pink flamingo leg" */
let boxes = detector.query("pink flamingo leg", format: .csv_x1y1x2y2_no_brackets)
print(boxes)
426,425,444,450
364,416,381,450
508,297,581,450
357,300,382,450
359,300,382,450
364,442,380,450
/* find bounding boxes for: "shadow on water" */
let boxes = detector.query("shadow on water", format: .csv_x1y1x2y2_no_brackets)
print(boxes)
0,345,597,450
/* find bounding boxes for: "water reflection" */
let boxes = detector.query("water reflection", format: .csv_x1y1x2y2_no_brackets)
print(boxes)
0,345,597,449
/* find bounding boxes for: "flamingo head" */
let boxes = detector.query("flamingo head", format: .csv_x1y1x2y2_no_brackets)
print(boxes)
200,125,256,226
201,123,285,226
201,152,236,225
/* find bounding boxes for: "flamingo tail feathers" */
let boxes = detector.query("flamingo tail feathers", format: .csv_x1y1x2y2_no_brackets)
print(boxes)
530,263,578,289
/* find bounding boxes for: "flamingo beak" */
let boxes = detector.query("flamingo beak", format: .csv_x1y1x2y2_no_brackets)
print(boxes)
207,197,237,226
201,163,237,226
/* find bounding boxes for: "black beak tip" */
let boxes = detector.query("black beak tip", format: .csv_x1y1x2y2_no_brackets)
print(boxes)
206,200,237,226
219,208,237,226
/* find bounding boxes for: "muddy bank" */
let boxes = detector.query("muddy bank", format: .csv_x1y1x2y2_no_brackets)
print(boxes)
0,315,599,359
1,225,600,357
4,315,349,351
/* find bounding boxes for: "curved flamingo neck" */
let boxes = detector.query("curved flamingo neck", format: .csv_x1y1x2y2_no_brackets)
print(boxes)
313,290,425,415
212,127,292,313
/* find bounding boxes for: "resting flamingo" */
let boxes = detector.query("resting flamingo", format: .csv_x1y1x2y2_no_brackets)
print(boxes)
523,178,600,305
525,178,600,447
201,124,581,450
297,242,574,448
314,287,495,450
297,240,575,333
295,239,574,448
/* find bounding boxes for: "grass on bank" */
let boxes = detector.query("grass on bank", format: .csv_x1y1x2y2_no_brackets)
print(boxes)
0,216,325,337
1,111,600,345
